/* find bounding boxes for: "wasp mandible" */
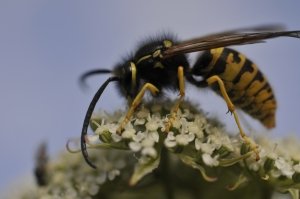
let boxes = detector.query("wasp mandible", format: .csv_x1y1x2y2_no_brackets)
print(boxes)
80,25,300,169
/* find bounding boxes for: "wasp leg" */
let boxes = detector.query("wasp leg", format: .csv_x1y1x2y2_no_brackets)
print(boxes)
117,83,159,134
164,66,185,132
206,75,259,160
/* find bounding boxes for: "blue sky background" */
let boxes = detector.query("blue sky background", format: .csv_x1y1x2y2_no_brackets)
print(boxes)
1,0,300,192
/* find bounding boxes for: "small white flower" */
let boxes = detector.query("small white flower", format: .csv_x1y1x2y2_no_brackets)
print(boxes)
88,184,99,196
141,147,157,158
248,161,260,171
129,141,142,152
146,120,159,131
132,131,146,142
195,138,202,150
111,133,122,142
164,132,177,148
175,134,190,146
188,122,203,138
219,135,234,151
108,169,120,181
274,157,295,178
187,132,195,142
172,117,182,129
121,128,136,139
134,118,145,125
141,138,155,148
266,151,278,160
270,169,281,178
95,172,107,184
294,163,300,173
202,153,219,166
148,131,159,143
194,115,207,124
165,139,177,148
182,108,191,118
136,107,149,118
196,142,215,155
86,135,101,145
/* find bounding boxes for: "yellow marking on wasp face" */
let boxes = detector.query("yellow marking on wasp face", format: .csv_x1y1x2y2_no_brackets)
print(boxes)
163,40,173,48
136,55,152,64
221,52,246,81
153,49,163,58
130,62,137,91
154,62,164,69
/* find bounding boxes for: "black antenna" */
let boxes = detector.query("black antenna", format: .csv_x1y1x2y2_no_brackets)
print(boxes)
81,76,119,169
80,69,112,89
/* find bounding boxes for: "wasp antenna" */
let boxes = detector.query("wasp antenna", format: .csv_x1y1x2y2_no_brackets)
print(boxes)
81,76,119,169
79,69,112,90
287,30,300,38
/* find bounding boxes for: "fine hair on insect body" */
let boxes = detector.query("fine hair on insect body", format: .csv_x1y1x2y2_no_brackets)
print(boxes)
79,24,300,169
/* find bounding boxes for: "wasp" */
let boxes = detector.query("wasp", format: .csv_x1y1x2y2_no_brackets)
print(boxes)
80,25,300,169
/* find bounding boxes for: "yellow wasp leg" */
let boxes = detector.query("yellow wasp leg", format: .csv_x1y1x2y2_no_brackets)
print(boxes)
206,75,259,160
117,83,159,134
164,66,185,132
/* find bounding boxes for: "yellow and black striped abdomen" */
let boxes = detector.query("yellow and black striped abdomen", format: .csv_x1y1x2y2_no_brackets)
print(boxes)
193,47,276,128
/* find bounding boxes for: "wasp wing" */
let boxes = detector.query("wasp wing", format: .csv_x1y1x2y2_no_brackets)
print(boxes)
190,24,286,41
164,29,300,57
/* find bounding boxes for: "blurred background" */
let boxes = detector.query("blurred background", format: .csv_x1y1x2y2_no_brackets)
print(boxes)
0,0,300,193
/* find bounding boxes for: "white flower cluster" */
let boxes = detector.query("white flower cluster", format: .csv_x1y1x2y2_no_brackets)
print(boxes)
89,102,236,169
12,100,300,199
246,136,300,181
87,100,300,197
19,150,130,199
